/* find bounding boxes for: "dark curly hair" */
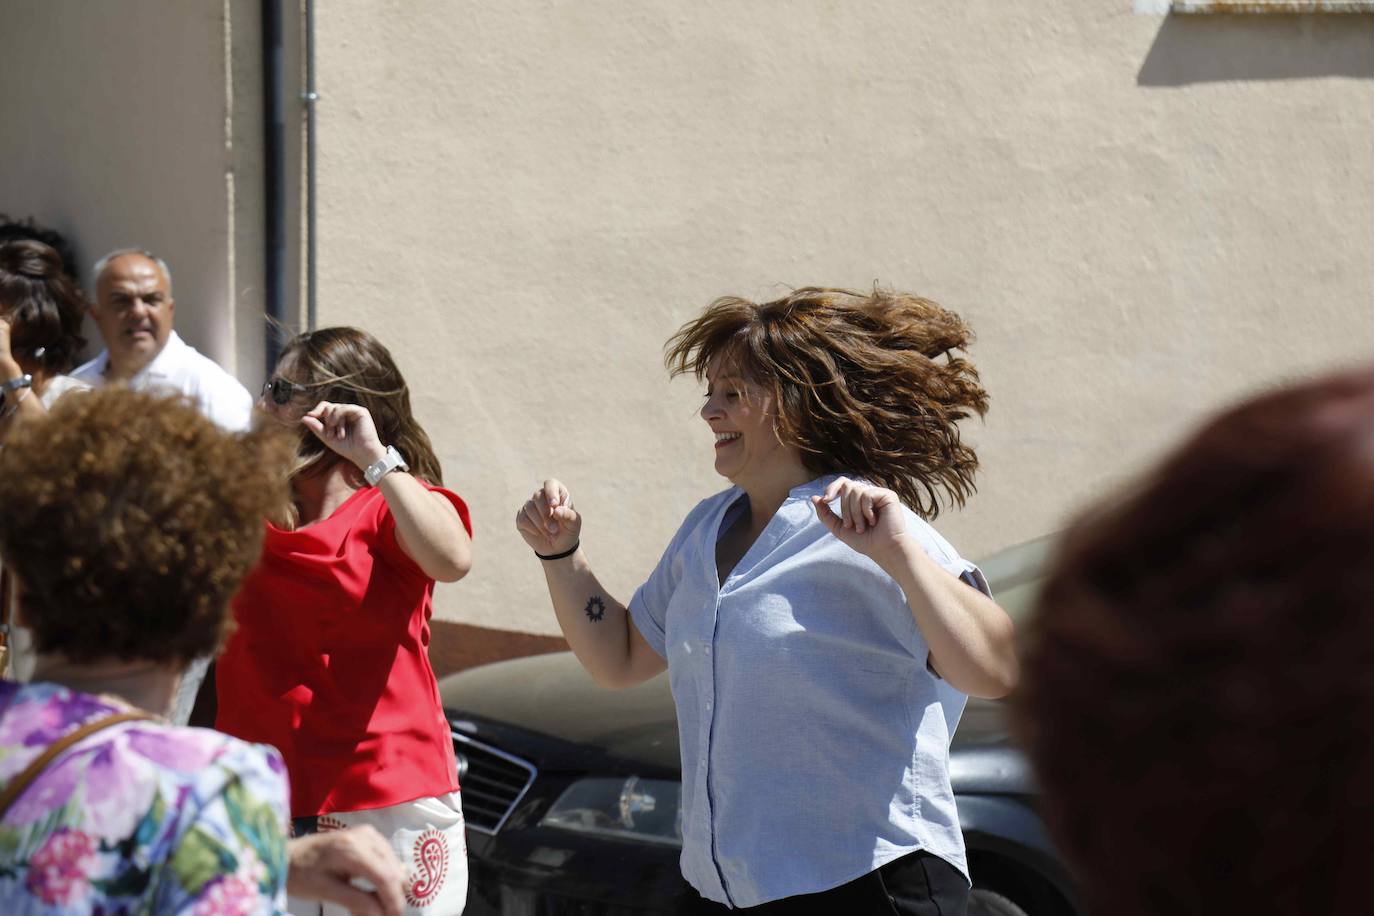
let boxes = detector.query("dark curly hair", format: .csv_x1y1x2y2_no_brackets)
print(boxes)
1014,367,1374,916
664,286,988,518
0,389,293,666
0,239,88,373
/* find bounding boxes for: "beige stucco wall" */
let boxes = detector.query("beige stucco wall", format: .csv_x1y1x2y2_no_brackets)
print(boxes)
1,1,268,382
316,3,1371,634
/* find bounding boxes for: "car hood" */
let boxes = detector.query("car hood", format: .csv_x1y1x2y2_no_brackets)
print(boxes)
440,651,1014,774
441,651,681,769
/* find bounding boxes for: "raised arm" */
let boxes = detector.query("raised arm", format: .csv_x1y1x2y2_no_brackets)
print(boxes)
0,317,48,444
812,477,1018,699
303,401,472,582
516,479,666,689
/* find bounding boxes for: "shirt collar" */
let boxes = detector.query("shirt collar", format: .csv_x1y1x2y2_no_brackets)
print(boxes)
124,330,187,384
785,474,845,502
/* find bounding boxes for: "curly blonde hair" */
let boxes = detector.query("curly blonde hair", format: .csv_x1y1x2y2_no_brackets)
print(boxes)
0,389,292,665
665,286,988,518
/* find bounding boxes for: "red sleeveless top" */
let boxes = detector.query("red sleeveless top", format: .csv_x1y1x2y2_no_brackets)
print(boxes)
217,483,470,817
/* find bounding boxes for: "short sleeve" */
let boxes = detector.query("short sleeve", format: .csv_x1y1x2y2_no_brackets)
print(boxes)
628,497,721,659
377,483,473,579
900,505,992,597
627,548,674,659
160,742,290,914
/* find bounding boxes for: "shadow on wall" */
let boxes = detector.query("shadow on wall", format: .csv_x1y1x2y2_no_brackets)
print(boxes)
1138,13,1374,85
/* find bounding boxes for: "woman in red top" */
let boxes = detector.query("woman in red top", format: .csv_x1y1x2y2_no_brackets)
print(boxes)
217,326,473,916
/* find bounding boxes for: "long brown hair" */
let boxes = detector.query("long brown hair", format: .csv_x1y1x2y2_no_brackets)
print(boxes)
665,286,988,518
280,326,443,485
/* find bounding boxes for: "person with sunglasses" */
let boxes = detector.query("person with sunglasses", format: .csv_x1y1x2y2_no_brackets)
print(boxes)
217,326,474,915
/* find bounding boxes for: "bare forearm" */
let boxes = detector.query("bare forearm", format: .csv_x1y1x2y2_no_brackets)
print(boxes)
539,549,646,689
381,473,472,582
0,364,44,444
879,539,1018,698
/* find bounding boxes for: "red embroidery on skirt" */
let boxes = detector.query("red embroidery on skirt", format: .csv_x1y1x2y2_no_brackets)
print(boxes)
318,815,346,832
406,828,449,907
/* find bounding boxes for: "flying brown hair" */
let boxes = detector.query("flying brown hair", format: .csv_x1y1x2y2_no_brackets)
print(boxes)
1015,366,1374,916
665,286,988,518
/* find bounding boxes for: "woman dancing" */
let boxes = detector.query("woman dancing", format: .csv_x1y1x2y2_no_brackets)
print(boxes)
217,326,473,915
517,287,1016,914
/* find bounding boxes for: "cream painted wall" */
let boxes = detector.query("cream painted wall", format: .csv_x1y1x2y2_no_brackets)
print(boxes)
1,0,266,382
308,2,1374,634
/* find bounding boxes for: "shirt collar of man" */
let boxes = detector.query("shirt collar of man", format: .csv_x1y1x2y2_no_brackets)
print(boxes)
101,330,188,385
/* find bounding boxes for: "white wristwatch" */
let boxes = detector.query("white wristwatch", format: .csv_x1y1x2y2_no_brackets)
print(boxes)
364,445,409,486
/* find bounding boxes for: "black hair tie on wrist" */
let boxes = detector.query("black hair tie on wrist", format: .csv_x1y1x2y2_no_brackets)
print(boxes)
535,542,580,561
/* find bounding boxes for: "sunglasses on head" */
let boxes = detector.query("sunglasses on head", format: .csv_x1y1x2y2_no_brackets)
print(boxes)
262,377,312,406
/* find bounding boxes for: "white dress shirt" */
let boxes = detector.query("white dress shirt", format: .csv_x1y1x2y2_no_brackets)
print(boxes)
72,331,252,432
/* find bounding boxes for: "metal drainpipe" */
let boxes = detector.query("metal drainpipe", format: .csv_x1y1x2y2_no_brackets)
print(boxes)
262,0,287,371
304,0,318,331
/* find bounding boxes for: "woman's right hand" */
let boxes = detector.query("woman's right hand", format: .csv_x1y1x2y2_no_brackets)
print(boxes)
516,479,582,556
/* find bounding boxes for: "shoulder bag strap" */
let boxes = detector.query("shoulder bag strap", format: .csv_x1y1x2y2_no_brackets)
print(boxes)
0,709,156,820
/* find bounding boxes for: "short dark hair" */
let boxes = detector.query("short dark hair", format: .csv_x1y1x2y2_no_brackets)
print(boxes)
0,239,88,373
1014,366,1374,916
0,389,293,666
0,214,79,284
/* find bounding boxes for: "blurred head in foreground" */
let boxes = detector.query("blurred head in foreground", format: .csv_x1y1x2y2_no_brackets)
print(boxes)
0,388,289,670
1015,367,1374,916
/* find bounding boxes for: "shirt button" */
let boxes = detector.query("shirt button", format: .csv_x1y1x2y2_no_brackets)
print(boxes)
706,701,713,711
703,645,712,656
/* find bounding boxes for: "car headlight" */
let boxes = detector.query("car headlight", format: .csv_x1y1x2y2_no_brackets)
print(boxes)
541,776,683,846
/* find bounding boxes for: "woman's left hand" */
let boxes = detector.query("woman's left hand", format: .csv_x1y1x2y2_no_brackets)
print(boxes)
811,477,911,565
302,401,388,471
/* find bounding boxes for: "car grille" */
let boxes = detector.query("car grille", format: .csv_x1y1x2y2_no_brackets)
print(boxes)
453,730,537,834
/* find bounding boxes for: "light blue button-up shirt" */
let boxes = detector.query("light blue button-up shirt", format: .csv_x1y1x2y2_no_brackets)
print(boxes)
629,475,985,907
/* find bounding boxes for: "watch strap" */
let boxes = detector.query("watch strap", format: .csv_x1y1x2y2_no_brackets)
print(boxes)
364,445,409,486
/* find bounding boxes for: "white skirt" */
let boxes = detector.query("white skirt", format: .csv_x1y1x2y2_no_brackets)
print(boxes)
289,791,468,915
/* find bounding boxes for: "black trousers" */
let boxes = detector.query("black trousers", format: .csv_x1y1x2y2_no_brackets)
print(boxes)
686,849,969,916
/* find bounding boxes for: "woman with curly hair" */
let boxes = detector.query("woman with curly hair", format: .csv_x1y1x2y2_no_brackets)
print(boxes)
216,326,473,916
516,287,1017,914
0,389,293,911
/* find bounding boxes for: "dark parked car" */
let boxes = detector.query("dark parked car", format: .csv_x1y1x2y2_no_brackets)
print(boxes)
440,538,1077,916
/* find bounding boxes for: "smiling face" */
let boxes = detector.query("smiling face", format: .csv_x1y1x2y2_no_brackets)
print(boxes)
91,254,175,379
700,355,804,490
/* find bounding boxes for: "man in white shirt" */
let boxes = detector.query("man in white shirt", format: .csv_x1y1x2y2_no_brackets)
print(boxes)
73,249,253,430
73,249,254,724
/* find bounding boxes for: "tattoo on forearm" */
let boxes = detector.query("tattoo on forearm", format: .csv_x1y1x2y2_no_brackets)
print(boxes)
584,596,606,622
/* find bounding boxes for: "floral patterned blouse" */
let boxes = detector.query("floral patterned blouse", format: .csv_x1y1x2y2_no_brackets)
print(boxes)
0,680,290,914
